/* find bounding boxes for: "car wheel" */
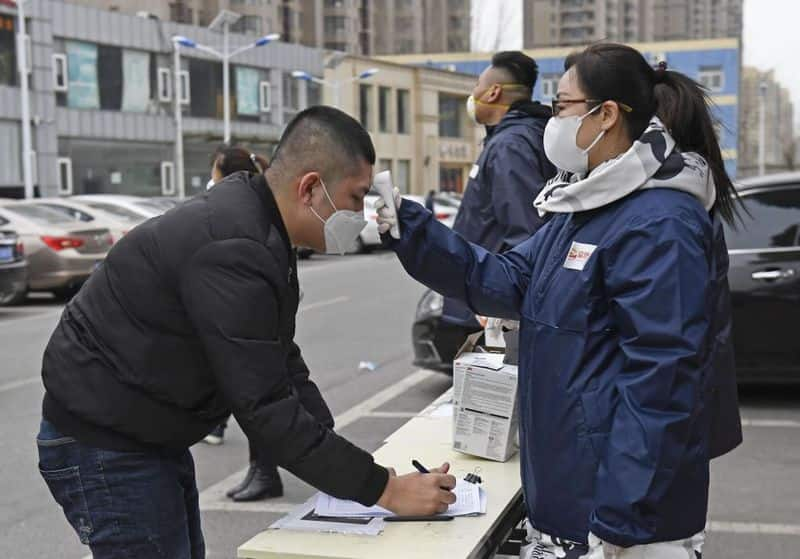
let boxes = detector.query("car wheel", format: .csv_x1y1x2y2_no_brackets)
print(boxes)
0,286,27,306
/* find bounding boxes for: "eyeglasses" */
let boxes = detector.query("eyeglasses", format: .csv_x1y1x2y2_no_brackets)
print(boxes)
550,98,634,116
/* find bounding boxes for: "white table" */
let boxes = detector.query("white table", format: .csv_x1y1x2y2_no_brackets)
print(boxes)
237,390,524,559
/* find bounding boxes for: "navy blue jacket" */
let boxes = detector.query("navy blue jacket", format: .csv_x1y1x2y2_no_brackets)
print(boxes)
388,189,742,546
445,101,556,325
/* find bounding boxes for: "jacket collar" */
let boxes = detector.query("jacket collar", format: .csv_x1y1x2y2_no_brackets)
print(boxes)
250,173,292,253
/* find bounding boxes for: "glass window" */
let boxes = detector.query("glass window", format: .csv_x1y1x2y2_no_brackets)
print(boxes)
378,159,392,172
397,89,410,134
307,81,322,106
324,16,347,33
698,66,724,92
0,121,21,186
283,72,299,122
189,58,224,118
438,94,463,138
236,67,261,116
37,203,94,222
4,205,75,225
379,87,391,132
724,188,800,249
98,45,123,110
0,14,15,87
121,49,150,112
396,160,410,194
66,41,100,109
359,84,373,130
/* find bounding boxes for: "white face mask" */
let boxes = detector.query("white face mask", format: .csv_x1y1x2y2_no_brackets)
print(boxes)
206,179,215,190
465,95,478,124
308,178,367,256
543,104,605,176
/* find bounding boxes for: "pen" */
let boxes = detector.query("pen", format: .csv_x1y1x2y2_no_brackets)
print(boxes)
411,459,429,474
385,515,454,522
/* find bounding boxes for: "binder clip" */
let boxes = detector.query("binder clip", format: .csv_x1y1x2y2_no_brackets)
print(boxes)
464,467,482,485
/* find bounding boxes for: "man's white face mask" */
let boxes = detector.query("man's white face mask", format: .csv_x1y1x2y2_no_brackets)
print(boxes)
308,178,367,256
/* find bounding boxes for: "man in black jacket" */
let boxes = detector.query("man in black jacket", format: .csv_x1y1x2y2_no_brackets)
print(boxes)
36,107,456,559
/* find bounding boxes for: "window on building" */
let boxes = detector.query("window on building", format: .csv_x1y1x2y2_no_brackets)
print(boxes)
169,2,194,24
236,66,261,116
540,74,560,100
121,50,151,112
359,84,373,130
189,58,224,118
438,94,463,138
378,86,391,132
396,159,410,194
161,161,176,196
307,80,322,106
378,158,392,173
0,14,16,87
324,16,347,34
0,121,21,185
65,41,100,109
259,81,272,112
232,15,263,35
157,67,172,102
723,188,800,250
698,66,724,92
52,54,68,92
57,158,73,195
397,89,410,134
283,72,299,111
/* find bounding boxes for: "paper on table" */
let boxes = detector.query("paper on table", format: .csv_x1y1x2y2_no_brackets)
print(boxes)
314,479,485,518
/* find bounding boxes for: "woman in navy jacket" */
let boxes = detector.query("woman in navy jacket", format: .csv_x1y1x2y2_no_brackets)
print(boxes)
378,44,742,558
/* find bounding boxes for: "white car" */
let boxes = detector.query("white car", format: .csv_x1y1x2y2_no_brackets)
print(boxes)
13,198,141,243
70,195,171,222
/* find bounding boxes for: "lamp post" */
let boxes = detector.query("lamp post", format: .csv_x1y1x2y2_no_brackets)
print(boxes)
171,37,187,199
15,0,34,198
290,68,380,109
758,80,768,177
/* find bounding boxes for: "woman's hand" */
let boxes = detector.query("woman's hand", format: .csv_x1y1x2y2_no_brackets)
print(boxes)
375,187,402,235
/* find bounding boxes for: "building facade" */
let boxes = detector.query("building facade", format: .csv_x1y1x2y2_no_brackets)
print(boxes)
0,0,323,198
738,67,796,178
324,56,481,194
383,37,740,177
523,0,742,48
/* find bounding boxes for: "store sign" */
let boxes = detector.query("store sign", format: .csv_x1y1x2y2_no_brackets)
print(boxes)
66,40,100,109
439,140,471,162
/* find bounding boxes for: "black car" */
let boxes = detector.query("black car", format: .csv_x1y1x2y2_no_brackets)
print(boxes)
725,172,800,383
412,173,800,381
0,225,27,306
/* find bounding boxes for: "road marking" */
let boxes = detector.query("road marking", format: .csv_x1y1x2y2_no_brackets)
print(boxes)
0,377,40,393
199,501,300,514
298,296,349,313
741,418,800,429
708,520,800,536
198,368,436,512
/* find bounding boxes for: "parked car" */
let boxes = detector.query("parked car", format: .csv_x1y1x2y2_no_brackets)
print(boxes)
13,198,140,243
413,173,800,380
725,172,800,383
0,227,27,306
0,202,113,299
70,194,168,222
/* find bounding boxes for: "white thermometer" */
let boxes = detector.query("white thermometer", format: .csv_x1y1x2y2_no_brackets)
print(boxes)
372,170,400,239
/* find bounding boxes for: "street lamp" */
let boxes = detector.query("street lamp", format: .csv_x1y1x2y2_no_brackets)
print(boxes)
758,80,768,176
14,0,34,198
290,68,380,109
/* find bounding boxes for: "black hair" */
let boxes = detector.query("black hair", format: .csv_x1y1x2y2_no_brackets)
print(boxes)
491,51,539,91
564,43,739,225
211,145,268,178
272,105,376,172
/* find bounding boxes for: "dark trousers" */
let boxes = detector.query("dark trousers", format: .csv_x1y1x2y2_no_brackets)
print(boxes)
36,419,205,559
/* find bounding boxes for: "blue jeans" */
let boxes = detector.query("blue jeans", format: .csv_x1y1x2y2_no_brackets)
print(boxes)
36,419,205,559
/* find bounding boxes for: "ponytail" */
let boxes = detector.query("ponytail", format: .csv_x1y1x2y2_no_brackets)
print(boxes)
211,144,269,179
654,67,739,225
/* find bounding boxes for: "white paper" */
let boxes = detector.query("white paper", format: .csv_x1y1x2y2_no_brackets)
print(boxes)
314,479,485,518
270,497,385,536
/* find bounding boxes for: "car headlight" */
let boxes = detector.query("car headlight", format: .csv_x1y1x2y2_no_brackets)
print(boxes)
415,289,444,321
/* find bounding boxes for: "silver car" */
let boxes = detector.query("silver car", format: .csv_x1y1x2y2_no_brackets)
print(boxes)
0,202,113,299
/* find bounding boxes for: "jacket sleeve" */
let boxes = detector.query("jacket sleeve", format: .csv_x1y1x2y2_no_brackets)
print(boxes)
386,199,540,320
485,139,548,250
589,214,711,546
286,340,334,429
180,239,387,505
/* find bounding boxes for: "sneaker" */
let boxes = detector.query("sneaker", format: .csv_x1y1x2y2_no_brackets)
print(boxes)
203,424,226,445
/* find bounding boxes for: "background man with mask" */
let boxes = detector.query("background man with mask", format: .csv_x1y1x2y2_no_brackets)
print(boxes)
442,50,557,329
36,106,457,559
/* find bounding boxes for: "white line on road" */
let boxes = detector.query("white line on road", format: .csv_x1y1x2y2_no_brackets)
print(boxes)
708,520,800,536
198,368,436,512
298,296,350,314
0,376,40,393
741,418,800,429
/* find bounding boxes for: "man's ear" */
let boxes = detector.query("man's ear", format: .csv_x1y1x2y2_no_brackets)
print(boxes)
485,83,502,104
600,101,620,132
296,172,320,205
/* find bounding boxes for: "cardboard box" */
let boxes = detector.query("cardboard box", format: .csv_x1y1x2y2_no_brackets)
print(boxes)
452,336,519,462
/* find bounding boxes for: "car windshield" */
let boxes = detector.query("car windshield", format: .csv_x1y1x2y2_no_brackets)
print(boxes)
4,205,76,225
37,203,94,222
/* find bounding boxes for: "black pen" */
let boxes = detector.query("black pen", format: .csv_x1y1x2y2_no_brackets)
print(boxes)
385,515,454,522
412,459,429,474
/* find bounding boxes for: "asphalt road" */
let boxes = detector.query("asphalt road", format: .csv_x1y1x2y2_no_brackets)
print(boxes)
1,251,799,558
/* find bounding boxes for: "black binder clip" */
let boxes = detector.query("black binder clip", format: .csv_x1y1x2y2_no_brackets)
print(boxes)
464,467,482,485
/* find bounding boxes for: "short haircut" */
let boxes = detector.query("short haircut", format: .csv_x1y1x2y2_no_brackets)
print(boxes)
270,106,376,186
491,51,539,91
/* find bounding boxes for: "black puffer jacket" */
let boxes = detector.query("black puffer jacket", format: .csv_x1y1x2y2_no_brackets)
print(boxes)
41,171,389,506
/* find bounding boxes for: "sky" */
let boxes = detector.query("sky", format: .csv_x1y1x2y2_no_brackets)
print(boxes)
743,0,800,128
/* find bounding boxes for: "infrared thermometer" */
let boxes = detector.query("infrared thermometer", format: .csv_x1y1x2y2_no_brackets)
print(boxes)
373,170,400,239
